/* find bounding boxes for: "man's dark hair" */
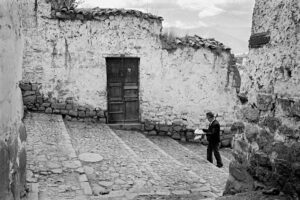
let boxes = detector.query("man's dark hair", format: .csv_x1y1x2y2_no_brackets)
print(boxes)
206,112,214,118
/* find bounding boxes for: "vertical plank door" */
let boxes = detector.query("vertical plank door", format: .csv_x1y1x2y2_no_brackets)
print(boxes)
106,58,139,123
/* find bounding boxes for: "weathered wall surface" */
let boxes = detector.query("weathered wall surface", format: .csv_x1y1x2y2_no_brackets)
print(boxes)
0,0,27,199
22,0,162,110
142,48,239,128
22,0,240,129
241,0,300,121
226,0,300,198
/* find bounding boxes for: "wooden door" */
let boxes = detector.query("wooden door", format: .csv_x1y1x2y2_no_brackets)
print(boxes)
106,57,139,123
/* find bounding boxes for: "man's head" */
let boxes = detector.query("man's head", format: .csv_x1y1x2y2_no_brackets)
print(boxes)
206,112,214,122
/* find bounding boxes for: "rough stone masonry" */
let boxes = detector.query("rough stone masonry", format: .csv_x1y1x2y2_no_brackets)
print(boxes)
224,0,300,198
0,0,29,199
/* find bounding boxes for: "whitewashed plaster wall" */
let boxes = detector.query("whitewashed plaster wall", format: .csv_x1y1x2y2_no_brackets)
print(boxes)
141,48,239,128
0,0,28,198
22,0,239,128
23,1,162,110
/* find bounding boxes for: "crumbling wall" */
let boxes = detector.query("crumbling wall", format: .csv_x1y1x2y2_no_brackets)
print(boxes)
0,0,27,199
22,0,162,111
22,0,240,129
225,0,300,198
141,47,239,129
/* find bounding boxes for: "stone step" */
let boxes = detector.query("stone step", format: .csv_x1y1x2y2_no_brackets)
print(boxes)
108,123,144,131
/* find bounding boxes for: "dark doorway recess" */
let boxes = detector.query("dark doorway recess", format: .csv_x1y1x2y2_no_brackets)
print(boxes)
106,57,140,124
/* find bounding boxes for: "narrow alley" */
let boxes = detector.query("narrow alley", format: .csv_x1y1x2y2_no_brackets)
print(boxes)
25,113,231,200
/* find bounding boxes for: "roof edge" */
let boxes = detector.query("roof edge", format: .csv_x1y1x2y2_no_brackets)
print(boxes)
160,34,231,53
51,7,163,22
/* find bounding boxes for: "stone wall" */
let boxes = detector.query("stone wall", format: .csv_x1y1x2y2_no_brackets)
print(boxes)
22,0,240,129
0,0,28,199
20,82,106,122
143,120,233,148
225,0,300,198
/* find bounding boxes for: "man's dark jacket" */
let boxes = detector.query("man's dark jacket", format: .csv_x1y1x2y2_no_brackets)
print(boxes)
203,120,221,144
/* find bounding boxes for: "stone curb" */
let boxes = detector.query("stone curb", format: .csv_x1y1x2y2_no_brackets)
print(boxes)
59,116,93,196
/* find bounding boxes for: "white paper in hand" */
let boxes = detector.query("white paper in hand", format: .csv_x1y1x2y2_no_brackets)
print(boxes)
194,129,205,141
194,129,205,135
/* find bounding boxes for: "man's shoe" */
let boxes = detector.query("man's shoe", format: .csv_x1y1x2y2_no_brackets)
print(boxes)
217,164,223,168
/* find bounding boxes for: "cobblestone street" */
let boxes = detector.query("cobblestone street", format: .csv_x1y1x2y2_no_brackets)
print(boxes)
24,113,232,200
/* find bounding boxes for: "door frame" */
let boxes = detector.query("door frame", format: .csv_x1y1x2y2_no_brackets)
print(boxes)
106,57,141,124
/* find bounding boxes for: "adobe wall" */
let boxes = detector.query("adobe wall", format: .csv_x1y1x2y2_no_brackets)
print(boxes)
0,0,28,199
225,0,300,198
22,0,240,130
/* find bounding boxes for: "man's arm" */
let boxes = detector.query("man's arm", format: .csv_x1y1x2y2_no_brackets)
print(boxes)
202,128,212,135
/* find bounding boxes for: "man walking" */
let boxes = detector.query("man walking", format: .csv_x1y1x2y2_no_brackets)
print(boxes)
203,112,223,168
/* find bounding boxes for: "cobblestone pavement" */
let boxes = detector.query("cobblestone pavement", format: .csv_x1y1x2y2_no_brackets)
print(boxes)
114,130,219,198
178,141,232,172
25,113,234,200
24,113,87,200
146,136,228,195
66,121,168,199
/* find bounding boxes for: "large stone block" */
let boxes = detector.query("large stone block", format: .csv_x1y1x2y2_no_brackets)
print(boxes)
144,122,155,131
31,83,38,91
171,132,181,140
41,103,51,107
241,106,260,123
36,96,43,104
259,116,282,133
38,107,46,111
52,103,66,110
23,95,36,105
66,104,73,110
53,109,60,114
86,110,96,117
45,108,53,114
278,125,294,138
23,91,36,97
78,111,86,118
257,94,273,111
96,110,105,117
256,128,273,152
221,138,232,147
224,160,254,195
158,124,170,132
291,101,300,117
252,152,272,169
19,83,31,91
173,125,182,132
277,98,293,116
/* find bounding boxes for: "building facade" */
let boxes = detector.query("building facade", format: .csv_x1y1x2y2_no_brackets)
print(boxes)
21,0,240,130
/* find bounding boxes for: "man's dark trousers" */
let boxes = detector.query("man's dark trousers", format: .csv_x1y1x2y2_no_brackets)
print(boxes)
207,142,223,167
